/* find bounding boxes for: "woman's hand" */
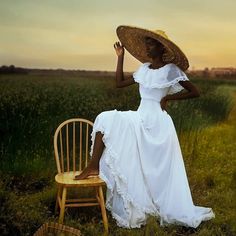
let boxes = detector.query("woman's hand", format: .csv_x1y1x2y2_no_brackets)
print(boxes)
114,41,125,57
160,97,168,111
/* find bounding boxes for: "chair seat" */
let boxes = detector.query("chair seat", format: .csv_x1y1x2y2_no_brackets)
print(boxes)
55,171,106,187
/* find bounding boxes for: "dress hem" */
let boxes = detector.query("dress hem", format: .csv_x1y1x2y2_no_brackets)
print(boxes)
89,111,215,229
89,116,158,228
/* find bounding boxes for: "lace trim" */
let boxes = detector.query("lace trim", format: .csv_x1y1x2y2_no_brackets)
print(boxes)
89,112,215,228
135,75,189,90
89,113,159,228
166,76,190,95
159,209,215,228
133,62,190,91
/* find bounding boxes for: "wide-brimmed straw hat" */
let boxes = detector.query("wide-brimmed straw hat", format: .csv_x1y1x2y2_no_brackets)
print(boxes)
116,25,189,71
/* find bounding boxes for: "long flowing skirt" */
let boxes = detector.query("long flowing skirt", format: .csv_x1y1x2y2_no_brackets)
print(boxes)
89,99,215,228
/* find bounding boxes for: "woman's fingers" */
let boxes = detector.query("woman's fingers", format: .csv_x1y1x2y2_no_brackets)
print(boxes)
114,42,125,56
114,41,123,48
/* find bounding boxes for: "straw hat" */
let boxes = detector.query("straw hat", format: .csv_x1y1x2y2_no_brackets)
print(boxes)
116,25,189,71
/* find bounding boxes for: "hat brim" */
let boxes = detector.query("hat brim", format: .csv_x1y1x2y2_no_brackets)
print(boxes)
116,25,189,71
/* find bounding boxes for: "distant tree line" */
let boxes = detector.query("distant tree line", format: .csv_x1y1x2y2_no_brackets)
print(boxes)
0,65,28,74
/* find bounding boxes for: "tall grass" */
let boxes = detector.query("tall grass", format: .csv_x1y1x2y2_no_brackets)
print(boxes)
0,74,233,174
0,73,235,235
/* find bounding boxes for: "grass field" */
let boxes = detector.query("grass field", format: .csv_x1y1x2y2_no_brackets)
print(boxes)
0,73,235,235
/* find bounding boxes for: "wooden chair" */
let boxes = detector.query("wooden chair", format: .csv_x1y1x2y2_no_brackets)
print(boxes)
53,118,108,234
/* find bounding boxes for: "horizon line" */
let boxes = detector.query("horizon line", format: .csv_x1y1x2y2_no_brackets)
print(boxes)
1,64,236,72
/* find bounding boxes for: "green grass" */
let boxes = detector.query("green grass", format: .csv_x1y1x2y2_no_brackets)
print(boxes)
0,73,236,235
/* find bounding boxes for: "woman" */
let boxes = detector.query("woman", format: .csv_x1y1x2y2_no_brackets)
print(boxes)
74,26,215,228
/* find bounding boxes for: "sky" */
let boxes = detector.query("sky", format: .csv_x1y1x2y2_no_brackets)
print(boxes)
0,0,235,71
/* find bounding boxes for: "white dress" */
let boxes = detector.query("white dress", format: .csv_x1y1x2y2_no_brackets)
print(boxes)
89,62,215,229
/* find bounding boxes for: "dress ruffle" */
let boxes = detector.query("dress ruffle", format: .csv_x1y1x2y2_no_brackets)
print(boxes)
89,110,160,228
133,62,190,95
87,63,215,228
89,110,215,229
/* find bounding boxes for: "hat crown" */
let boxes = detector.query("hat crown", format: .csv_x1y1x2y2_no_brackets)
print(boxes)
153,30,169,39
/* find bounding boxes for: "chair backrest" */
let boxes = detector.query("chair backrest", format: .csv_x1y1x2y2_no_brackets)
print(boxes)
53,118,94,174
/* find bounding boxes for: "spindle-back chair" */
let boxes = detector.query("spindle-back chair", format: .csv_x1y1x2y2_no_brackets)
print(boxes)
53,118,108,234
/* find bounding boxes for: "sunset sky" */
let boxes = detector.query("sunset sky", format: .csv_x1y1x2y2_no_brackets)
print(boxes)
0,0,235,71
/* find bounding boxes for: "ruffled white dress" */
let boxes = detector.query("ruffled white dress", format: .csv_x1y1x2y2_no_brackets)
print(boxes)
89,62,215,229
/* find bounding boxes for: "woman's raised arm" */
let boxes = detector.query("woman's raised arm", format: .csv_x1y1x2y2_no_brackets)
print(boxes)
114,41,135,88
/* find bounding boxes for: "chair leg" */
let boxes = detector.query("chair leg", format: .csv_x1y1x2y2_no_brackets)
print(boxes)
59,186,67,224
95,186,100,203
55,184,62,214
98,186,109,234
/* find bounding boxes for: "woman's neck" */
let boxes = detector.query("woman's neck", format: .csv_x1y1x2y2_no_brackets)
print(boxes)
149,57,166,69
